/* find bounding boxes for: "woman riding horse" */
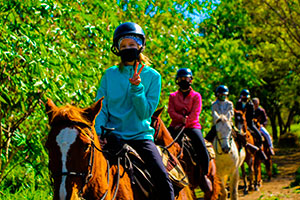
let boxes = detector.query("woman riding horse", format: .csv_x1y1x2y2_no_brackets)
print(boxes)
95,22,174,200
167,68,211,192
205,85,234,142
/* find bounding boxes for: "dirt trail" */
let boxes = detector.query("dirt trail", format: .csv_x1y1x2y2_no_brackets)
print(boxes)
238,147,300,200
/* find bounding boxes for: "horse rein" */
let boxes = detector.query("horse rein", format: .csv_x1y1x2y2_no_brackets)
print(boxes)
151,115,161,141
51,121,112,200
151,116,185,149
215,120,234,155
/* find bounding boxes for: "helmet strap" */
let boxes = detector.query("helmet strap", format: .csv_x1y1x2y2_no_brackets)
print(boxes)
111,45,120,56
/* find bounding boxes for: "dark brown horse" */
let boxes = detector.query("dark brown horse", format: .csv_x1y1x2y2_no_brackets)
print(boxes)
151,108,220,200
235,110,272,192
253,120,273,183
235,110,257,194
45,98,193,200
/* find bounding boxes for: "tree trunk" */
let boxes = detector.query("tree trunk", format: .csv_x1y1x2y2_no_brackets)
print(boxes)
276,108,285,136
283,107,295,133
269,113,278,140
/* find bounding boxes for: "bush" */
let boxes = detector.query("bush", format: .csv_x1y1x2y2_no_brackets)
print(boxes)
291,167,300,187
278,133,300,148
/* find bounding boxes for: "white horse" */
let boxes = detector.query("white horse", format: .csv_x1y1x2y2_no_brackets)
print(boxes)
213,116,246,200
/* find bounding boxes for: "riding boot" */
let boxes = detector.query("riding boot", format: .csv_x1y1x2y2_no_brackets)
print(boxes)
257,147,267,161
202,174,213,192
269,147,275,156
245,143,259,154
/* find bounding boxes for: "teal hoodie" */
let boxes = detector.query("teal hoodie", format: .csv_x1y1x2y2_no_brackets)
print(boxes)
95,64,161,141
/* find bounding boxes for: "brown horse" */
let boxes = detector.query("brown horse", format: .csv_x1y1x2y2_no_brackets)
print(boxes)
253,120,273,183
45,97,137,200
45,98,193,200
151,108,220,200
235,110,271,192
235,110,257,194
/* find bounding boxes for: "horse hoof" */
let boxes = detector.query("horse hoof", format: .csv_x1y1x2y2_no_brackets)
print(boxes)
255,186,259,191
244,190,248,195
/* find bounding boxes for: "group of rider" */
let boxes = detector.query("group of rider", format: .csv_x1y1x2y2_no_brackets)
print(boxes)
95,22,274,200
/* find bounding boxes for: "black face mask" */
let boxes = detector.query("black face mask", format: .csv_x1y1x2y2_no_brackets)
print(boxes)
241,98,248,102
178,80,191,90
119,48,141,63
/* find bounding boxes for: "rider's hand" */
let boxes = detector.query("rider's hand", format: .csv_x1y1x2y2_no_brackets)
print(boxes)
182,116,187,124
129,62,145,85
220,115,227,122
99,136,107,149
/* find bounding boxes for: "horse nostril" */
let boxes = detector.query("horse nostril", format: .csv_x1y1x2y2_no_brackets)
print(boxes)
222,147,230,153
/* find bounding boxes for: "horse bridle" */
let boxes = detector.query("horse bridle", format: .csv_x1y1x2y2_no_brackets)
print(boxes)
151,115,161,141
151,116,185,150
215,120,234,155
51,121,110,200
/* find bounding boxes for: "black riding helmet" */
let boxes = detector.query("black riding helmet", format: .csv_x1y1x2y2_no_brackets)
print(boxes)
176,68,193,79
111,22,146,55
175,68,193,84
240,89,250,98
215,85,229,96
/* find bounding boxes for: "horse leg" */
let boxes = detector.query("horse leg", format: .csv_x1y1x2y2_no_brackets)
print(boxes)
229,169,239,200
201,175,213,200
257,163,262,188
254,159,262,191
265,155,272,181
208,160,221,200
219,176,228,200
241,162,248,195
248,156,254,191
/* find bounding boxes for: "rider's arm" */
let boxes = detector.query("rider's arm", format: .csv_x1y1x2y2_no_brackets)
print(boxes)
130,67,161,120
226,101,234,120
260,108,268,126
212,103,221,124
186,93,202,126
95,72,109,136
168,93,185,124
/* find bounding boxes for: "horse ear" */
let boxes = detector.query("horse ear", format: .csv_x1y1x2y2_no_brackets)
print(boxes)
153,107,164,117
46,98,57,122
83,97,104,122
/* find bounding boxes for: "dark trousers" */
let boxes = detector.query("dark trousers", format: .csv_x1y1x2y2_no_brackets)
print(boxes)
126,140,174,200
169,127,210,175
247,121,263,146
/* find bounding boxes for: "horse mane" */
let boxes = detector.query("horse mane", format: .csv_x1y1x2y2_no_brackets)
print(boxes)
48,104,93,127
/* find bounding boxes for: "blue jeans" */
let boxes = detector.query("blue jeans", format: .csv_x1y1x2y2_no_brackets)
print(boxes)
260,126,273,148
126,139,175,200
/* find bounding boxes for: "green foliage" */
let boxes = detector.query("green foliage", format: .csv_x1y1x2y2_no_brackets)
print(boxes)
1,0,299,197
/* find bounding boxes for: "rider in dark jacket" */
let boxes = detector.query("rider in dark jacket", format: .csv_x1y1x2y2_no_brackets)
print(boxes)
253,97,275,155
235,89,267,160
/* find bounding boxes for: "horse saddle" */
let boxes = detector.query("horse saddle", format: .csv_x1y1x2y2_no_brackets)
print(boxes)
179,134,216,164
102,135,188,199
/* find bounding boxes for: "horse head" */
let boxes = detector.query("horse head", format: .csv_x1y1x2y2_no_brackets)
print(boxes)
151,107,181,158
234,109,247,135
215,115,233,153
45,97,104,200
